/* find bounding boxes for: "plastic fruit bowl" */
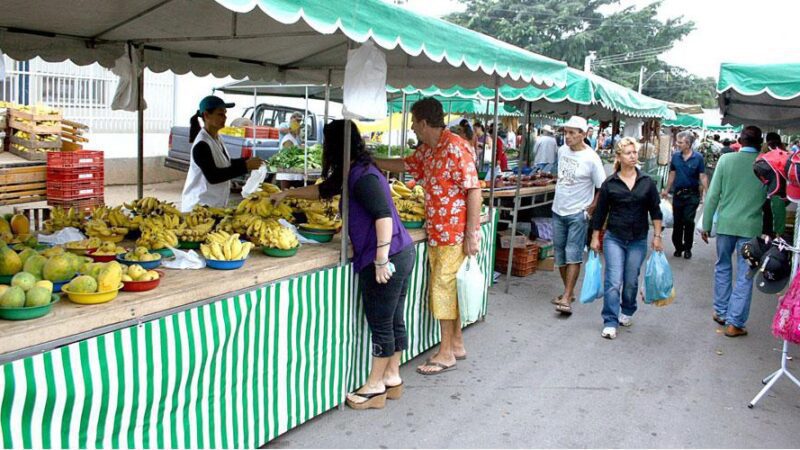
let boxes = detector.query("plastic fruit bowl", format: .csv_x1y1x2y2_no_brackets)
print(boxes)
116,254,162,270
178,241,201,250
62,284,123,305
402,220,425,229
97,233,126,243
52,277,76,293
66,246,98,256
122,270,164,292
0,294,60,320
299,223,340,234
262,246,299,257
152,248,174,258
88,250,125,263
205,258,246,270
0,275,12,284
299,229,334,243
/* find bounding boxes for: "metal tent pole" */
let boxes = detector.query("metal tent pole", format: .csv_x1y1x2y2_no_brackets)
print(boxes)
340,119,352,266
303,85,309,185
323,69,331,124
136,45,145,200
487,78,500,225
504,101,531,293
387,101,393,157
252,88,257,119
749,208,800,408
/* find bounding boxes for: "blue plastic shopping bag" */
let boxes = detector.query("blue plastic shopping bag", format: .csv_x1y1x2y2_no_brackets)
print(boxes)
579,251,603,304
644,251,674,304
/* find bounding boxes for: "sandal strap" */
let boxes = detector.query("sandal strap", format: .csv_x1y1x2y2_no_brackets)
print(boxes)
349,389,386,400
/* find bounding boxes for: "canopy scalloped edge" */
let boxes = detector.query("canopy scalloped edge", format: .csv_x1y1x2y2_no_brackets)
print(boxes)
226,0,567,88
717,85,800,102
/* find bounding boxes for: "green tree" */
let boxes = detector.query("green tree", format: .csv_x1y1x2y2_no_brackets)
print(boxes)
447,0,716,107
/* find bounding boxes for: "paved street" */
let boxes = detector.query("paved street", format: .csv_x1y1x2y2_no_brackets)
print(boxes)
269,229,800,448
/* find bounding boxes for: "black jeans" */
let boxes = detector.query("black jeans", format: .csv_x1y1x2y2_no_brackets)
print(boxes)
672,190,700,253
358,245,416,358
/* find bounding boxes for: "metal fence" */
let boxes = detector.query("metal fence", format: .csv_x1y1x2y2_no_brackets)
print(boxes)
0,56,174,133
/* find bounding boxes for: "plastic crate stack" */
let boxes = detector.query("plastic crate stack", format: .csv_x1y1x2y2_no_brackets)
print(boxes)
46,150,104,211
495,242,540,277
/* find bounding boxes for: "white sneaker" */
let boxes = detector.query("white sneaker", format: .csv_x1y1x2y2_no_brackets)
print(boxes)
619,314,633,327
601,327,617,340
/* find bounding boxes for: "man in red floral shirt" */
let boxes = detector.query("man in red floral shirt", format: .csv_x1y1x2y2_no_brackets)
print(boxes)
376,98,482,375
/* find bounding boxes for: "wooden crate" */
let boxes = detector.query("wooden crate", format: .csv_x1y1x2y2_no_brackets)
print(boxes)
8,144,50,161
61,119,89,151
8,108,62,122
8,117,61,135
0,163,47,206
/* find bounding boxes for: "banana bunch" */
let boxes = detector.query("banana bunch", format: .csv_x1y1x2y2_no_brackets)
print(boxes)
264,225,299,250
227,214,279,245
44,206,85,233
305,211,341,230
200,233,253,261
85,218,128,238
188,204,231,221
136,226,178,250
391,181,426,221
179,213,215,242
12,130,58,142
90,206,132,229
124,197,181,217
260,183,281,194
235,192,293,220
206,230,235,246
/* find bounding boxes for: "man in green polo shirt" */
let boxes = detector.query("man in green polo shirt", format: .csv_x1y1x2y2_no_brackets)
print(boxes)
700,125,786,338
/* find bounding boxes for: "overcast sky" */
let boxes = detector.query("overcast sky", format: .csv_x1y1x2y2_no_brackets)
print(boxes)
402,0,799,79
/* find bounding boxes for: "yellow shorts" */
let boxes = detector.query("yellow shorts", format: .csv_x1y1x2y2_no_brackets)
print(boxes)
427,244,466,320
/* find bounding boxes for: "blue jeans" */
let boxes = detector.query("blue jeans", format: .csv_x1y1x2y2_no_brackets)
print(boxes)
713,234,753,328
553,211,588,267
602,231,648,328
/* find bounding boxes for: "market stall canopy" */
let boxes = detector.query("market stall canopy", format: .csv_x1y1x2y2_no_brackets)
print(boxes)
663,113,704,129
386,94,521,117
389,68,675,121
667,102,704,115
717,62,800,130
215,82,344,102
0,0,568,89
705,123,743,133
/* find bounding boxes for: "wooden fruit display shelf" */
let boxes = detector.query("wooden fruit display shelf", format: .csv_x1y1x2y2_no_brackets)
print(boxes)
8,117,61,135
61,119,89,152
0,158,47,206
8,108,62,123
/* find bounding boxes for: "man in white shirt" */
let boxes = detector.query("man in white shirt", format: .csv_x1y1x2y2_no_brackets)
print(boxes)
551,116,607,315
533,125,558,174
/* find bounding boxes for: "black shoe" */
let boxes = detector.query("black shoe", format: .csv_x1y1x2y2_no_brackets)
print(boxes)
673,250,682,257
684,250,692,259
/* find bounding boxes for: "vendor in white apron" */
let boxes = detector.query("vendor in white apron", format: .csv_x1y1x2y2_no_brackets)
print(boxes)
275,113,305,188
181,95,263,212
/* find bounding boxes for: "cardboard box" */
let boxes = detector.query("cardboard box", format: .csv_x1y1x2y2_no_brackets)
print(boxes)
537,256,555,271
498,229,532,249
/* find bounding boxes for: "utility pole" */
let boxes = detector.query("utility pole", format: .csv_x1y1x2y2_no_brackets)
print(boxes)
584,51,596,73
638,66,646,93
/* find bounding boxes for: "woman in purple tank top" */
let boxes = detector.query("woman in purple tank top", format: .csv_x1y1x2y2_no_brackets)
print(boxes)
271,120,416,410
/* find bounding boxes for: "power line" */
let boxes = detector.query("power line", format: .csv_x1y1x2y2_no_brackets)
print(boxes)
594,45,673,62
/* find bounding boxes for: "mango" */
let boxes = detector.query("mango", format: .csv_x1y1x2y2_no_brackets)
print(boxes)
11,272,36,291
67,275,98,294
97,262,122,292
23,255,47,280
43,255,77,282
0,286,25,307
17,248,38,265
127,264,147,281
41,246,65,258
25,286,52,307
0,246,22,276
35,280,53,294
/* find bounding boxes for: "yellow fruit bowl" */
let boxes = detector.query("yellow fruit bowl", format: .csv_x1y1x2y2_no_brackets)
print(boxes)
62,284,124,305
97,233,126,244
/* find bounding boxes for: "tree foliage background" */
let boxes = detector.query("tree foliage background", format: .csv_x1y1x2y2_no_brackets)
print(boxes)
446,0,717,107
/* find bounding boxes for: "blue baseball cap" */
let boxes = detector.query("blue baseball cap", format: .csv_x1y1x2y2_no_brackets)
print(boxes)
198,95,235,114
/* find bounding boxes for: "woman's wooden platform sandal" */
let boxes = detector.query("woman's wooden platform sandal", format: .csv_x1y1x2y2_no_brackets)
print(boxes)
386,383,404,400
345,389,388,410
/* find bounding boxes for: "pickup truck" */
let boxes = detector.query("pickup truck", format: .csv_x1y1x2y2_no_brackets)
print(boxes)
165,103,325,173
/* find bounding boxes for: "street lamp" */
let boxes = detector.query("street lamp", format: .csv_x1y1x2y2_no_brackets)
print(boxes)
638,68,665,93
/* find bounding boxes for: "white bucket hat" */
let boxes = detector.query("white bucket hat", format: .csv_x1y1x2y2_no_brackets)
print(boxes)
541,125,554,134
562,116,588,133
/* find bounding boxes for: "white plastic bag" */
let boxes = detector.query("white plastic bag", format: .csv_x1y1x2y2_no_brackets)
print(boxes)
242,164,268,197
660,199,674,228
37,227,85,245
161,246,206,269
341,41,387,120
110,44,147,112
278,219,316,245
457,256,485,324
695,210,718,238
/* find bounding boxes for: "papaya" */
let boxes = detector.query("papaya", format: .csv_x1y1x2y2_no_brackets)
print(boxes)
0,218,10,236
0,286,25,307
42,255,76,282
25,286,52,307
23,255,47,280
9,214,29,236
67,275,97,294
97,261,122,292
11,272,36,291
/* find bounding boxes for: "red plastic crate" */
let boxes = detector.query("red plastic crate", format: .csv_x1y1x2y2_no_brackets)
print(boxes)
48,196,104,211
47,167,104,183
244,126,279,139
47,150,104,170
46,180,104,201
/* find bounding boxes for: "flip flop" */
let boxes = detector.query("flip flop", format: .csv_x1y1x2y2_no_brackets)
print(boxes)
416,360,457,376
345,389,387,410
550,295,576,305
386,382,404,400
555,302,573,315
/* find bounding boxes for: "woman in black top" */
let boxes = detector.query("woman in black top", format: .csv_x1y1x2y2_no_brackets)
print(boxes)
590,137,663,340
